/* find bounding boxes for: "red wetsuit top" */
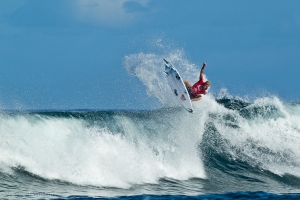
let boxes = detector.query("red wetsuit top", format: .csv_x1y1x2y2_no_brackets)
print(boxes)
191,77,207,95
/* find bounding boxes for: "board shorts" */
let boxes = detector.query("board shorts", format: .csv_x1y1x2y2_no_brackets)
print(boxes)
186,86,200,99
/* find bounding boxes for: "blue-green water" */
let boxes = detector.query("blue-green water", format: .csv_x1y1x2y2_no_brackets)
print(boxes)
1,97,300,199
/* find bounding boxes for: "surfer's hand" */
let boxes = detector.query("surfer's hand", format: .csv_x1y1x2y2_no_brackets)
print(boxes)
203,63,206,67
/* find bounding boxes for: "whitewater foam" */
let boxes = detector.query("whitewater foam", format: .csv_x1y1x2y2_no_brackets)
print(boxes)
205,96,300,178
0,110,206,188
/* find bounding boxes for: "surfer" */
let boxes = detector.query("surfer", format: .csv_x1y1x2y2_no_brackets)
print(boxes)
184,63,210,101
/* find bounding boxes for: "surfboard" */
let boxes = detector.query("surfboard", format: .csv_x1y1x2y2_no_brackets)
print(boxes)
164,59,193,113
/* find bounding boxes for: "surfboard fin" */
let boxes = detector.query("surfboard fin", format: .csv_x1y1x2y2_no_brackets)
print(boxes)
163,59,169,64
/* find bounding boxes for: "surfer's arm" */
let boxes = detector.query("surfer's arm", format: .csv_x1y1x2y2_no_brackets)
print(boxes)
199,62,206,80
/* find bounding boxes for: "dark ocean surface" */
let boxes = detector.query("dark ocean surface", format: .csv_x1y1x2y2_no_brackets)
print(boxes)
1,97,300,199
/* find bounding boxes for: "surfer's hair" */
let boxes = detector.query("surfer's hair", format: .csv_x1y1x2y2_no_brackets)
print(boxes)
206,81,211,86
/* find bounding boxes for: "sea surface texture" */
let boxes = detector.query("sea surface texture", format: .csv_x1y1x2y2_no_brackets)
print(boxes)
1,98,300,199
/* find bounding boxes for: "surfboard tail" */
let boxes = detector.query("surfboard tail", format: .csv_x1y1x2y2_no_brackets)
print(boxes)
163,58,169,64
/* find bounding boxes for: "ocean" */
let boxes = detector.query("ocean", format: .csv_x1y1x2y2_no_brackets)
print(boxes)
1,97,300,199
1,52,300,199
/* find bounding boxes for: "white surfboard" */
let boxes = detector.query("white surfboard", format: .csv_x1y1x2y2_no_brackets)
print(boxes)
164,59,193,113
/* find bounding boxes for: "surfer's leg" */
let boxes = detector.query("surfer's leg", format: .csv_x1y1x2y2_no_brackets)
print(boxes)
183,80,191,88
191,95,202,102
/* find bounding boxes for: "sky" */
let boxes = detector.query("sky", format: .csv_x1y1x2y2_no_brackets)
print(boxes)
0,0,300,110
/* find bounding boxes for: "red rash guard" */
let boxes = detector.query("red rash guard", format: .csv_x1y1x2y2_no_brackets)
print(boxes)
191,77,207,95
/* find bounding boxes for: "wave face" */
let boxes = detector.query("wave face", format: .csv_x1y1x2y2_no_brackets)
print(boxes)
1,51,300,198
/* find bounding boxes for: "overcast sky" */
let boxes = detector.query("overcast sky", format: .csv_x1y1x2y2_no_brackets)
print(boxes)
0,0,300,110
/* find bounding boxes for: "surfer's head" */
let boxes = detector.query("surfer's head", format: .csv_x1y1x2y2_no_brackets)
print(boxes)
204,81,210,89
